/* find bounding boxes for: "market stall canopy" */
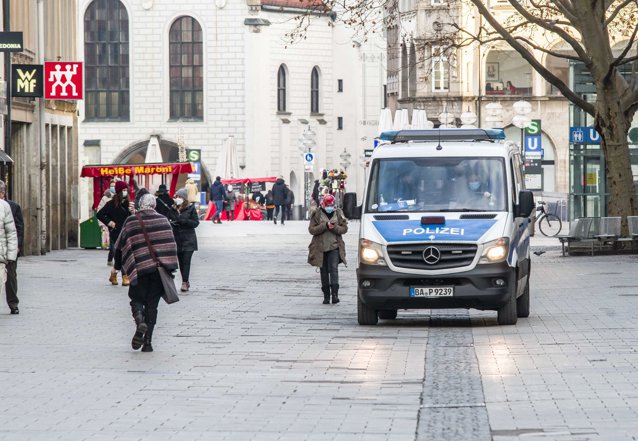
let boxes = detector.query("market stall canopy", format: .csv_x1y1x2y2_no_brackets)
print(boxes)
81,162,194,178
221,176,277,185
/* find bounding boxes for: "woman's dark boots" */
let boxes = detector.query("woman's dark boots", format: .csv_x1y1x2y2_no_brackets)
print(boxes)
331,284,340,304
322,287,330,304
131,310,147,350
141,324,154,352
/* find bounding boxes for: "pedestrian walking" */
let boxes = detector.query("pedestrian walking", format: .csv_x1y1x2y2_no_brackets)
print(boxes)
285,185,295,221
0,181,20,315
225,185,236,221
210,176,227,224
272,176,288,225
307,194,347,304
114,194,179,352
97,188,113,253
97,180,132,286
155,184,175,219
264,189,275,221
171,188,199,292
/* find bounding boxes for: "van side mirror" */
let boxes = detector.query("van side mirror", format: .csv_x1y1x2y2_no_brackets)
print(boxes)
343,192,361,219
517,190,535,218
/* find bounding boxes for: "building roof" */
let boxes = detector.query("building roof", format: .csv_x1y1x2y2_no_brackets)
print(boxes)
261,0,330,12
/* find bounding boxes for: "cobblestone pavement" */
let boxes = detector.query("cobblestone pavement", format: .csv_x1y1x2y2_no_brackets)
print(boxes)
1,221,638,441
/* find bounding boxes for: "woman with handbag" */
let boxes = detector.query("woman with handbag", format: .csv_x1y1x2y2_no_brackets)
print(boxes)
171,188,200,292
114,194,179,352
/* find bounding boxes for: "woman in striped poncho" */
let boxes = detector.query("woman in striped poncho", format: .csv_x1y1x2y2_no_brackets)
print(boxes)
115,194,178,352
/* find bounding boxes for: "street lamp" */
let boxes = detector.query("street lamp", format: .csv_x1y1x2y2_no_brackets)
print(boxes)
339,148,351,170
512,100,532,158
298,126,316,217
485,102,504,129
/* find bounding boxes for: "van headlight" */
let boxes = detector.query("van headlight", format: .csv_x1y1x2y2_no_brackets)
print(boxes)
479,238,509,264
360,239,387,266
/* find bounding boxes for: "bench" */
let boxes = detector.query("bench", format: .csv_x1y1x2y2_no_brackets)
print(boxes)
616,216,638,245
558,217,594,257
593,216,621,255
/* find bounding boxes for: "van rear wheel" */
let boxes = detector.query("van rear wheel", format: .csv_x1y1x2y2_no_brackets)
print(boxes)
357,291,378,325
497,283,518,325
378,310,397,320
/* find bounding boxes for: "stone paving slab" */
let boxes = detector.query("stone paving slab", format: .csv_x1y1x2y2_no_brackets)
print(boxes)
1,220,638,440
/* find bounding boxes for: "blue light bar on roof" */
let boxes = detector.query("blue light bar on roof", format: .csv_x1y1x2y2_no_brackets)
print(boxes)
379,129,505,143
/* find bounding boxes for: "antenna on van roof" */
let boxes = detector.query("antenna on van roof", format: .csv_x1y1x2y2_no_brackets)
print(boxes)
436,128,443,150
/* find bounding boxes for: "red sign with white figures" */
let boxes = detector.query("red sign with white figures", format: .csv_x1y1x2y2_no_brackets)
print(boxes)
44,62,83,100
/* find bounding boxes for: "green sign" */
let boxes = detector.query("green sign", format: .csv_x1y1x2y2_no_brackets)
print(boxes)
186,149,201,162
525,120,541,136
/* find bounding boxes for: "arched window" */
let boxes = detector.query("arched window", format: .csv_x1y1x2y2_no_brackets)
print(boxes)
311,66,320,113
169,16,203,120
409,42,417,97
84,0,130,121
277,65,287,112
401,43,409,98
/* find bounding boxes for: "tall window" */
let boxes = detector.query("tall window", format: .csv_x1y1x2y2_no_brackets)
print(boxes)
169,16,203,120
432,48,449,92
401,43,409,98
277,64,287,112
311,66,320,113
84,0,130,121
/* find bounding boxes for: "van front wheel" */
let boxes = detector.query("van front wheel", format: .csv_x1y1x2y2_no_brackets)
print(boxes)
497,283,518,325
357,292,378,325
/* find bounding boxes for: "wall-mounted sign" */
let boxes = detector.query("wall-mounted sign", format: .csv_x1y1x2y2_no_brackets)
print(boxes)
44,62,83,100
0,32,24,52
569,126,601,144
12,64,43,97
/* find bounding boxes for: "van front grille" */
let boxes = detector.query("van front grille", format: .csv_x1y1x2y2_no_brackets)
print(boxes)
386,243,477,270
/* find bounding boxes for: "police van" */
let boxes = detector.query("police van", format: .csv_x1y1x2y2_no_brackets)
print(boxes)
343,129,535,326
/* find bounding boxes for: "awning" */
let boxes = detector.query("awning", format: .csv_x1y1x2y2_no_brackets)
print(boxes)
221,176,277,185
0,150,14,164
81,162,194,178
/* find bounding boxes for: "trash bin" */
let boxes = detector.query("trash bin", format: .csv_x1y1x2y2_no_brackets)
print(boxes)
80,216,103,249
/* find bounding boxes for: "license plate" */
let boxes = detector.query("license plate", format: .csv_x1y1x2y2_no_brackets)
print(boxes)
410,286,454,297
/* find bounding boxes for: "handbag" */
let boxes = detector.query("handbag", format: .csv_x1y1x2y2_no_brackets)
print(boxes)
136,214,180,304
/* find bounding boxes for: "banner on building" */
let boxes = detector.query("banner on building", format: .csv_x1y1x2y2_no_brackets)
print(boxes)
44,62,83,100
0,32,23,52
12,64,43,97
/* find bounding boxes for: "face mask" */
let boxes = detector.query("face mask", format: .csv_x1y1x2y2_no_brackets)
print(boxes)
110,186,115,192
324,206,335,214
175,197,184,206
121,190,128,198
468,182,481,191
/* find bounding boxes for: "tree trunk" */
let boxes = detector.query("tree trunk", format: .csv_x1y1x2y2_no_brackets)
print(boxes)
595,93,637,234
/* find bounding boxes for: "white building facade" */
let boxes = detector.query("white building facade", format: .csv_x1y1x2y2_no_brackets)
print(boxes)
77,0,385,220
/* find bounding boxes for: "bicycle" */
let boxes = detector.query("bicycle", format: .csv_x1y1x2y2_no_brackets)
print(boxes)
534,201,562,237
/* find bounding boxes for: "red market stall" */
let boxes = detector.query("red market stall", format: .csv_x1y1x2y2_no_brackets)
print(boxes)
204,176,277,221
81,162,195,209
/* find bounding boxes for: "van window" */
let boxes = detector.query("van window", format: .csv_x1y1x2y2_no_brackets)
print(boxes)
365,157,507,212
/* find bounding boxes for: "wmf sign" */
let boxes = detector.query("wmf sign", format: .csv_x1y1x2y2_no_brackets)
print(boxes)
11,64,43,97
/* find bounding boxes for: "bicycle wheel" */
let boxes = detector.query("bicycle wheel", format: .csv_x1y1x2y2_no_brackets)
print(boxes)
538,214,562,237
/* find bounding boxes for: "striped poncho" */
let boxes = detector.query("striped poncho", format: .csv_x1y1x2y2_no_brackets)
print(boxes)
114,209,178,286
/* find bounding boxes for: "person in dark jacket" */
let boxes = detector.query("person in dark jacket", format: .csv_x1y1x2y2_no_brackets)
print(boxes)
115,194,178,352
285,185,295,221
170,188,199,292
0,181,23,314
264,190,275,221
155,184,175,219
272,177,288,225
97,180,132,286
209,176,227,224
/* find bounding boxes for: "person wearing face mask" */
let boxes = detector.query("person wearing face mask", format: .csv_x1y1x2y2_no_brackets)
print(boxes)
170,188,199,292
97,180,132,286
463,172,492,209
307,194,348,305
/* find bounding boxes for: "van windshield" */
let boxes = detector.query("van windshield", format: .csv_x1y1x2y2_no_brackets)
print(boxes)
365,157,507,213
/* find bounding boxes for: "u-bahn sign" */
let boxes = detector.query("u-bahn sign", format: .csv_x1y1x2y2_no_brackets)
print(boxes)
0,32,24,52
11,64,43,97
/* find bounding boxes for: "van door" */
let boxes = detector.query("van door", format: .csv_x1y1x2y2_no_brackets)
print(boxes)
511,154,530,295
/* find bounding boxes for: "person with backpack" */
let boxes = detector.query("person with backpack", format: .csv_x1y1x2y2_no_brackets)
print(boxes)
272,176,288,225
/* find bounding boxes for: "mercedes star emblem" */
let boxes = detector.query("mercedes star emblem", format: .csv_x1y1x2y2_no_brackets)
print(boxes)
422,246,441,265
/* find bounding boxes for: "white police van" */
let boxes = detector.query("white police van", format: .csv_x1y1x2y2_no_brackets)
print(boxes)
343,129,534,325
